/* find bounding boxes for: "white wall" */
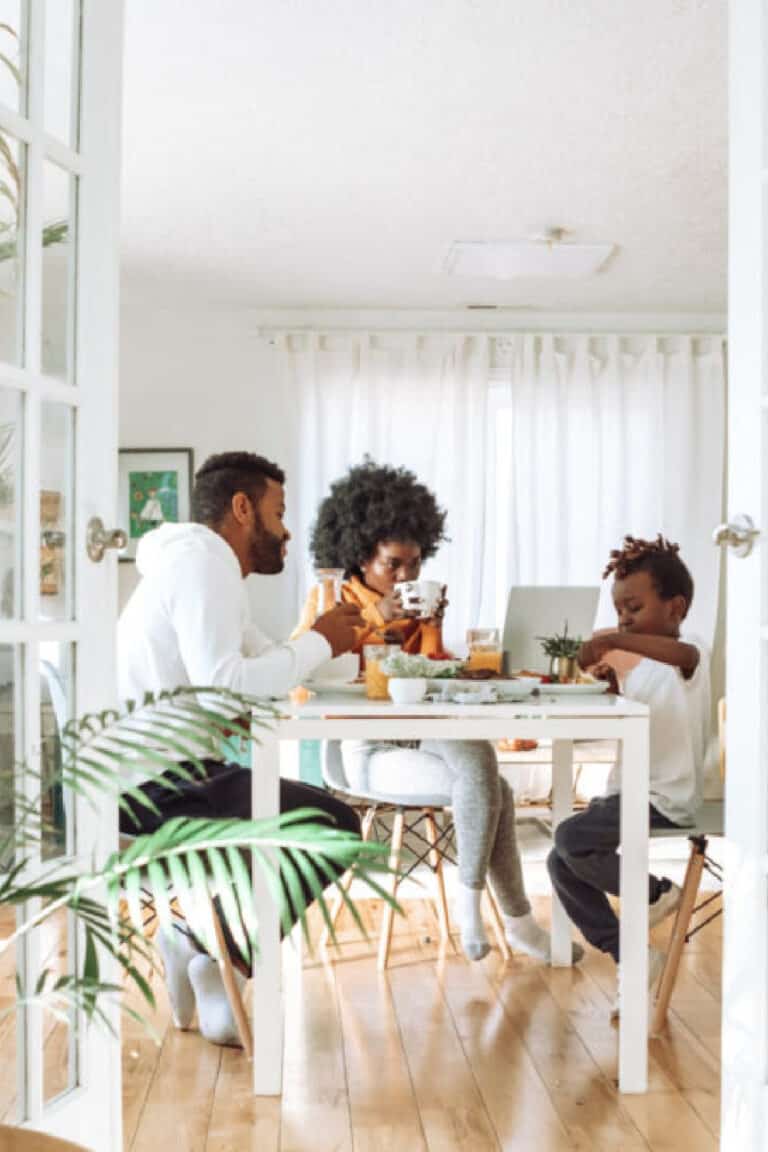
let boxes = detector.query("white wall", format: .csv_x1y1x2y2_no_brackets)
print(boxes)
118,276,301,638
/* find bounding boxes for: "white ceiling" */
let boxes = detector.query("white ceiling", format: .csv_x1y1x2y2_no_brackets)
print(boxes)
121,0,727,313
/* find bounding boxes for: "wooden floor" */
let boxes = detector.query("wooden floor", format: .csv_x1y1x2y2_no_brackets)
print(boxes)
122,894,722,1152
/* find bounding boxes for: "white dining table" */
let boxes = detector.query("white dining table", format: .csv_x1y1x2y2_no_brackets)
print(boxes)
250,690,650,1096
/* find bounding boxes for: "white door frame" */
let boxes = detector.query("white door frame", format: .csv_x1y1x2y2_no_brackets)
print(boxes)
0,0,124,1146
722,0,768,1147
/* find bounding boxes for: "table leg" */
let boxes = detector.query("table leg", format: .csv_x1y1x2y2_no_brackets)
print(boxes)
619,716,650,1094
550,739,574,967
251,729,283,1095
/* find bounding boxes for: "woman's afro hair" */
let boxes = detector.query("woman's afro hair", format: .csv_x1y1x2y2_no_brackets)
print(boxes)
310,458,448,577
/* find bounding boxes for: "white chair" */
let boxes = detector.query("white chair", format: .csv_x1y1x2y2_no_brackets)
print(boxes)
319,740,511,970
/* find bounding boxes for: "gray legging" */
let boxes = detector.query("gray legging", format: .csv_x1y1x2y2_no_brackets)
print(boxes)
341,739,530,917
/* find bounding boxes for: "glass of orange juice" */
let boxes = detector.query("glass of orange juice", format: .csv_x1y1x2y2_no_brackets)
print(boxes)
363,643,401,700
466,628,503,674
313,568,345,614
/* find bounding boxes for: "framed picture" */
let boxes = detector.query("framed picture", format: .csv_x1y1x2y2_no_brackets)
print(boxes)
118,448,194,562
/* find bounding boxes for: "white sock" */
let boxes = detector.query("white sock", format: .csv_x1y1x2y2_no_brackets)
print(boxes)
503,912,552,962
188,954,246,1047
156,926,199,1030
455,883,490,961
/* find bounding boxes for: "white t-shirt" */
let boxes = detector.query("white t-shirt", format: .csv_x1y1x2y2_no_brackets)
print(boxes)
605,636,715,826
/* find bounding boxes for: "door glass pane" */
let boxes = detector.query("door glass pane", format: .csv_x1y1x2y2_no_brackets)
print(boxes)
41,904,76,1104
0,932,19,1122
0,2,25,115
0,131,24,367
44,0,79,147
0,387,20,620
0,644,20,1121
40,642,72,860
41,162,75,380
40,403,73,621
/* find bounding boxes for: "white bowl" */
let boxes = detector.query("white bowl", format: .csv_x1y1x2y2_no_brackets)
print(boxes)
387,677,428,705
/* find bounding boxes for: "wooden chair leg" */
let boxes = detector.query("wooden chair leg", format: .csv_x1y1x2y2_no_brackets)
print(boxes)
378,809,405,971
210,900,254,1059
320,805,375,953
484,881,511,962
651,838,707,1035
424,808,457,954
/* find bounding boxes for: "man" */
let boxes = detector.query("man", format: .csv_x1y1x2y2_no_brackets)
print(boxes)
118,451,363,1044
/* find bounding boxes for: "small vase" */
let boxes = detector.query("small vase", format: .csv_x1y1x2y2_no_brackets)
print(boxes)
552,656,578,683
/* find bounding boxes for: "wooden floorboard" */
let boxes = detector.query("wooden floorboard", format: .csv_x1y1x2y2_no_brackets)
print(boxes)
122,894,723,1152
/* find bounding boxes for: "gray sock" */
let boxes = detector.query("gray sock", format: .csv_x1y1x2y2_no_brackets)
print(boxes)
188,954,246,1048
156,926,198,1030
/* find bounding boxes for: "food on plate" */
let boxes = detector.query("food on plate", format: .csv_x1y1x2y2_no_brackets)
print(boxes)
497,738,539,753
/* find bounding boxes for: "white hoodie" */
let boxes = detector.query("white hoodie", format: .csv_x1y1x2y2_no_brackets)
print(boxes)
118,523,331,704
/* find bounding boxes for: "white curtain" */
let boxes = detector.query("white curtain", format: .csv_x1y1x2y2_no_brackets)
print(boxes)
282,331,490,649
278,330,726,651
480,334,726,645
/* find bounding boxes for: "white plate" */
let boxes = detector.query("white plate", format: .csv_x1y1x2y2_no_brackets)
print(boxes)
536,681,610,695
429,678,537,701
305,680,366,696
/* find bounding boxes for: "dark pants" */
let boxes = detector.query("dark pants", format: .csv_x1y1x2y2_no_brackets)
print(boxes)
546,793,679,962
120,761,361,967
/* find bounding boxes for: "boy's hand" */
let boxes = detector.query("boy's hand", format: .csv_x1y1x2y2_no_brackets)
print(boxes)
591,662,619,694
577,631,620,669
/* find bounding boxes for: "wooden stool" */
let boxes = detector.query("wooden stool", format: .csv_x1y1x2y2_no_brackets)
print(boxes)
650,801,724,1034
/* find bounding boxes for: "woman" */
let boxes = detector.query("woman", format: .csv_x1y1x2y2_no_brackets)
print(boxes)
296,459,557,963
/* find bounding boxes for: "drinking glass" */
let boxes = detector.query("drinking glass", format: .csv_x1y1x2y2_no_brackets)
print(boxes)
466,627,503,674
363,643,401,700
314,567,345,613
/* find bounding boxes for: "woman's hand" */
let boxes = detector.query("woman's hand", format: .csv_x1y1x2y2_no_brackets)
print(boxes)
426,585,449,623
378,589,413,623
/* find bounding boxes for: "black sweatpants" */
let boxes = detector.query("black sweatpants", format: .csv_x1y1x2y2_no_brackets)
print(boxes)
120,760,361,966
546,793,680,962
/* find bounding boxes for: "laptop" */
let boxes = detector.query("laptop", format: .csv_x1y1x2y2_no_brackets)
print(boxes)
502,586,601,673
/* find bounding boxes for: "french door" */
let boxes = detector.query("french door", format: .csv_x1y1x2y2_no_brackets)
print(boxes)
722,0,768,1147
0,0,124,1146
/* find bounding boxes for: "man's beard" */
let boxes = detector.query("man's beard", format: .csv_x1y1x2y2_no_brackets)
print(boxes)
248,523,285,575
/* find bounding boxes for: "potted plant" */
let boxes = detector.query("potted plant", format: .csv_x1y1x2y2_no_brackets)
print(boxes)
0,687,394,1149
537,621,583,683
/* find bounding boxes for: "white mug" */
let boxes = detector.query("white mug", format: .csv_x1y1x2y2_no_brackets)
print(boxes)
395,579,443,619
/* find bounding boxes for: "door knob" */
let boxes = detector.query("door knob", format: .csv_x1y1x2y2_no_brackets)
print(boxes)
86,516,127,562
712,513,761,558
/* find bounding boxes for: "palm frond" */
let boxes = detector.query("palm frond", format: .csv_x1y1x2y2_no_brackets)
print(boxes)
0,686,403,1039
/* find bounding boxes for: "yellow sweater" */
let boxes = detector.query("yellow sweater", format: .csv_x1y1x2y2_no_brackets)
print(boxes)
292,574,442,656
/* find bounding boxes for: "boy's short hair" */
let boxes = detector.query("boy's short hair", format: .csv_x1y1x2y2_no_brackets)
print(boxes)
604,535,694,612
192,451,285,527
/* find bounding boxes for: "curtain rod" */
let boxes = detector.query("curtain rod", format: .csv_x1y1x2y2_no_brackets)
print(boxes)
256,327,727,342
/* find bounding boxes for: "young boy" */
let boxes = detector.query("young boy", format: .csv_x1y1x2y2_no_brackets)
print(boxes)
546,535,713,1017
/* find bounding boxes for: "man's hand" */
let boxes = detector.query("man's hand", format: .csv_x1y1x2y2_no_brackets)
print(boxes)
577,631,620,670
311,603,364,656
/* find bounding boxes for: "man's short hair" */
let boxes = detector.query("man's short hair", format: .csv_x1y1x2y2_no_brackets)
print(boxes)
192,452,286,526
